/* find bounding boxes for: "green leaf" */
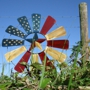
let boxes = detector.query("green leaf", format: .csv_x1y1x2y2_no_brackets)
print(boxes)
23,88,30,90
40,78,51,88
20,62,27,66
39,55,47,88
31,62,43,70
0,82,11,89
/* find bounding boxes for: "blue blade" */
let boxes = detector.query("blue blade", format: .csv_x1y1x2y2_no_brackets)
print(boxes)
32,14,41,33
6,25,27,39
2,39,24,47
17,16,32,35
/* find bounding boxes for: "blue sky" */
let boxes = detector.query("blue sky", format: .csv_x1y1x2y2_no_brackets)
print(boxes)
0,0,90,75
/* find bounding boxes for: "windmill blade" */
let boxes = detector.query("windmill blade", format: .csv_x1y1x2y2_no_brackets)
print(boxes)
6,25,27,39
40,16,56,35
31,54,39,63
47,40,69,50
5,46,26,62
32,14,41,33
45,26,66,40
17,16,32,35
14,51,31,73
35,41,42,50
39,51,53,66
2,39,24,47
45,47,66,63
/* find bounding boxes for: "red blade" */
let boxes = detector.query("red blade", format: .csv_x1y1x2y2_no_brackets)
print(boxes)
39,51,53,67
47,40,69,50
40,16,56,35
14,51,31,73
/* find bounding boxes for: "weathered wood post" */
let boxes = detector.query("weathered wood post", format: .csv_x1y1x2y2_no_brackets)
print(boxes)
79,2,89,60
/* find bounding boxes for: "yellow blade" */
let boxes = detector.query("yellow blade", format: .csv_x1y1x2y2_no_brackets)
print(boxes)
31,54,39,63
45,26,66,40
5,46,26,62
35,41,42,50
45,46,66,63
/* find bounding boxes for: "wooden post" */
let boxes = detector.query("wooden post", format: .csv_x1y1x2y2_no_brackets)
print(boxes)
79,2,89,60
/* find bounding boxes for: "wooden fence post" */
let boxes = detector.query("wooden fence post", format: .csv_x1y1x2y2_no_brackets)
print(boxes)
79,2,89,60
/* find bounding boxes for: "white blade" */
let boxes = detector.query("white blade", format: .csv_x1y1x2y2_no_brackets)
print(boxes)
45,26,66,40
5,46,26,62
35,41,42,50
45,46,66,63
31,54,39,63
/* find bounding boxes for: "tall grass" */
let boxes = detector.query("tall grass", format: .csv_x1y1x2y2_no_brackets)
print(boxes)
68,43,81,90
0,41,90,90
